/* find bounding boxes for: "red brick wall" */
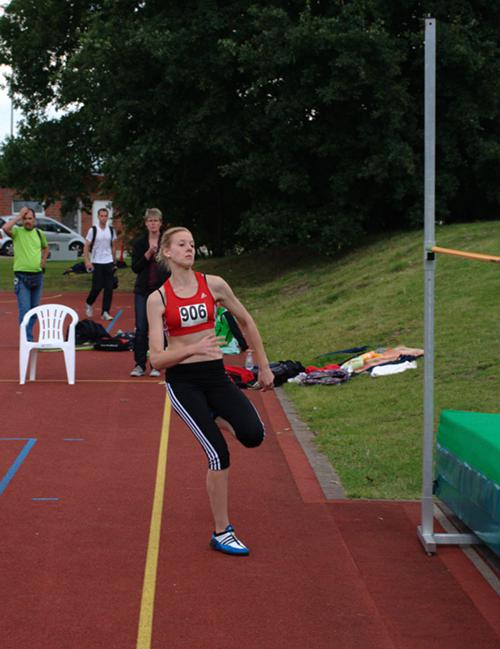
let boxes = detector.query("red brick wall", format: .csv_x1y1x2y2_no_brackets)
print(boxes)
0,188,15,216
0,188,64,220
81,209,92,235
0,188,116,237
45,202,62,218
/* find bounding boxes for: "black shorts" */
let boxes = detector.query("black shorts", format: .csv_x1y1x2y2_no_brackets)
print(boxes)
166,360,265,470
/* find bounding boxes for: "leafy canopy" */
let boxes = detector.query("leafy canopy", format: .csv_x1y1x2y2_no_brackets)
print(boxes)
0,1,499,252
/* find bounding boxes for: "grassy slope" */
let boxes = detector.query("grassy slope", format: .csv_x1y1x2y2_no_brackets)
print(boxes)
196,222,500,499
1,221,499,498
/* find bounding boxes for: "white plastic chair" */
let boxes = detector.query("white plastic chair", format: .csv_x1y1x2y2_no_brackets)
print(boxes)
19,304,79,385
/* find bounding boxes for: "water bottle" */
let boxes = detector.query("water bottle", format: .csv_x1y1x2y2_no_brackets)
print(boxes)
244,350,254,371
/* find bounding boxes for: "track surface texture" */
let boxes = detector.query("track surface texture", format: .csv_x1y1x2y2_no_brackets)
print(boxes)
0,291,498,649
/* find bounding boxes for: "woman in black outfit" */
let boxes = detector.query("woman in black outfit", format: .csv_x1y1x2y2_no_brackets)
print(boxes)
130,208,170,376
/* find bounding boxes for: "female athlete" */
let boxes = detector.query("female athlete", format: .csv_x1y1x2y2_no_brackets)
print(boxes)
147,226,274,556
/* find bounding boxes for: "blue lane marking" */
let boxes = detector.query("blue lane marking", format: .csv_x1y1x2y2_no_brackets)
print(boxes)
105,308,123,333
0,438,37,496
32,497,60,501
63,438,85,442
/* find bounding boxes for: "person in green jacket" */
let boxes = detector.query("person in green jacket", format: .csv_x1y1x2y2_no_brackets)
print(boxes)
215,305,248,354
3,207,49,340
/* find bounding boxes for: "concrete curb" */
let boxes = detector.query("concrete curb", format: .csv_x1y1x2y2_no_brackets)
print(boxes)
275,386,346,500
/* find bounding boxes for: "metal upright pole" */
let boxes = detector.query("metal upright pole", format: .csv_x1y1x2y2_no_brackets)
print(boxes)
417,18,483,552
418,17,437,553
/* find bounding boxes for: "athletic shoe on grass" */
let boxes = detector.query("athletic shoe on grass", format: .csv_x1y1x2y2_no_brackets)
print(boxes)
130,365,145,377
210,524,249,556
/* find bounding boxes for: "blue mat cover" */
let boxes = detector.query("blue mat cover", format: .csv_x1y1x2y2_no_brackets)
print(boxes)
435,444,500,557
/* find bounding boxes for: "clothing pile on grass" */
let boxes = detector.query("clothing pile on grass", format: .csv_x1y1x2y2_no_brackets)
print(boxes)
63,261,87,275
63,261,119,288
223,337,423,389
288,345,424,386
225,360,306,389
230,357,348,388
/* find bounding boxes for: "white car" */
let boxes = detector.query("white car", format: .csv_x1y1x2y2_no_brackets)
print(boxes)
0,217,13,255
0,215,86,257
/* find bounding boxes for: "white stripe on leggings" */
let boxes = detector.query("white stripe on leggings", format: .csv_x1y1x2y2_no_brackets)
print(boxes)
251,401,266,439
166,383,221,470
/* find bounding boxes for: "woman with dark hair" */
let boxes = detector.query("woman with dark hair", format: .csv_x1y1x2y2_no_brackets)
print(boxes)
147,226,274,555
130,208,170,377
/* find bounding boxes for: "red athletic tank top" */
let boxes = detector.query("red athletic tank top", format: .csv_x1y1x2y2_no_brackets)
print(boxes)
162,272,216,337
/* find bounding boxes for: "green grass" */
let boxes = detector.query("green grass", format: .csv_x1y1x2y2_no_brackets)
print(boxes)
194,222,500,499
2,221,500,499
0,257,138,292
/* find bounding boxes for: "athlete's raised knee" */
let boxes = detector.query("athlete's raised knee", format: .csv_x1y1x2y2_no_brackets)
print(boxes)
238,423,264,448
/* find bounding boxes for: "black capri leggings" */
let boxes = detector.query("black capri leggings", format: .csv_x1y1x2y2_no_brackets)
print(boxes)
166,359,265,470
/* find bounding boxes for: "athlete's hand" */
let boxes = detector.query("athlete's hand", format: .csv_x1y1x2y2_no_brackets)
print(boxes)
193,333,226,357
258,366,274,391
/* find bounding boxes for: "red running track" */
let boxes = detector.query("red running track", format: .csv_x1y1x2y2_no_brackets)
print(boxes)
0,291,498,649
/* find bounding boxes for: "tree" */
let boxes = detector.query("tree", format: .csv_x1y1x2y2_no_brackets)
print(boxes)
0,1,499,253
219,3,418,248
0,0,261,252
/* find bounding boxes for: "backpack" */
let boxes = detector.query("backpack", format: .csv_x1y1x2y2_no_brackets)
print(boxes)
269,360,306,386
75,319,108,345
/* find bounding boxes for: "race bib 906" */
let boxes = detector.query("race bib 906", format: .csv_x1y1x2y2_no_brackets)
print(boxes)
179,303,208,328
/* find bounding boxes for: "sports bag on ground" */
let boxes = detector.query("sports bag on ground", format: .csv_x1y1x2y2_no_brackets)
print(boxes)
93,334,133,351
75,319,108,345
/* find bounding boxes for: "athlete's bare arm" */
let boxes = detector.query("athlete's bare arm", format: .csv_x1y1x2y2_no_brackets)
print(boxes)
207,275,274,391
147,289,224,370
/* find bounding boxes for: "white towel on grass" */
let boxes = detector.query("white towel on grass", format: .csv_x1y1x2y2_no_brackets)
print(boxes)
370,361,417,377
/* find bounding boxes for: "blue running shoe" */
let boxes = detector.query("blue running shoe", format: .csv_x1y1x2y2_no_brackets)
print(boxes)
210,524,249,556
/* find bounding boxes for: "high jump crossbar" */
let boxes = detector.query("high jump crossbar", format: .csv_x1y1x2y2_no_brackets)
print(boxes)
431,246,500,264
418,18,483,554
